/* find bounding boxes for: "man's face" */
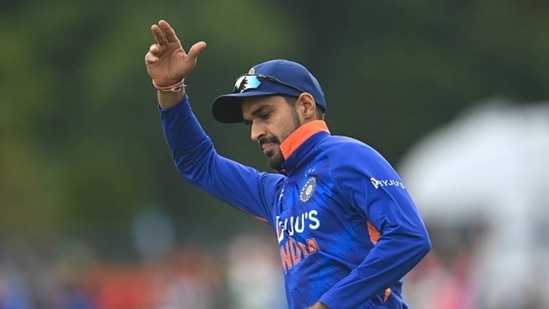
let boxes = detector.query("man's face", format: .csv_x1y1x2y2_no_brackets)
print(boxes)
241,96,301,170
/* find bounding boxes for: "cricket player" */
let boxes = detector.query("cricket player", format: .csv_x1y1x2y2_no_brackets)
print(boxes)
144,19,431,309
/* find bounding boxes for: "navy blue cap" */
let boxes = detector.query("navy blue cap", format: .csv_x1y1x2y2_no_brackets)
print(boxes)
211,59,326,123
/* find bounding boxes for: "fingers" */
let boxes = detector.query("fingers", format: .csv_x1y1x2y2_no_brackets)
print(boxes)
146,19,207,65
144,54,157,64
148,43,159,54
144,44,160,64
187,41,207,60
151,23,168,46
152,20,180,46
158,20,180,44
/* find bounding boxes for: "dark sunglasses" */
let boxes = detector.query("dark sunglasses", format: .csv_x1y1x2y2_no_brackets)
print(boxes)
233,73,306,94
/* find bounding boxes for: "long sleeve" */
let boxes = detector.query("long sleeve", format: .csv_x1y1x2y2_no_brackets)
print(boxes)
319,142,431,308
159,95,284,224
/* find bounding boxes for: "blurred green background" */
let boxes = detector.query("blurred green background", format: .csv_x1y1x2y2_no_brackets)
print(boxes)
1,1,549,308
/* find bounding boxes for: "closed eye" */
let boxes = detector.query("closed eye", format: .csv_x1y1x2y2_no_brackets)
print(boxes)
243,103,272,126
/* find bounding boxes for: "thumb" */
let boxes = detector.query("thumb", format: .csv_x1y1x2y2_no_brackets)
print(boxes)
187,41,207,60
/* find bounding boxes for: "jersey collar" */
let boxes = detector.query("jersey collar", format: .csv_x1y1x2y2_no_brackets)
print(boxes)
280,120,330,159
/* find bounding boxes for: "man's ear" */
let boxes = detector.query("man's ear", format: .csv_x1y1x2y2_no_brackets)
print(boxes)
297,93,317,120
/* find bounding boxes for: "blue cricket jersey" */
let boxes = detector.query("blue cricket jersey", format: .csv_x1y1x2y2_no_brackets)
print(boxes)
160,95,431,309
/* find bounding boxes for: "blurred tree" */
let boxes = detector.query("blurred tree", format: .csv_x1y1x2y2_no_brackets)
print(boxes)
0,0,300,239
1,0,548,246
279,0,549,163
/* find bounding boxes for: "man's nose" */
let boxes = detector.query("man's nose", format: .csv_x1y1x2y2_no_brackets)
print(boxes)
250,123,264,142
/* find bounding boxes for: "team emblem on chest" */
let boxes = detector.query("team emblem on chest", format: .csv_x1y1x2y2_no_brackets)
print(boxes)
299,177,317,202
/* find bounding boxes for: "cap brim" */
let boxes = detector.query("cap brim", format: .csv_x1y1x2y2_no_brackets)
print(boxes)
211,90,278,123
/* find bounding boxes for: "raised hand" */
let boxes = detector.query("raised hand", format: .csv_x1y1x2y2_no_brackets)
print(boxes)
145,20,207,87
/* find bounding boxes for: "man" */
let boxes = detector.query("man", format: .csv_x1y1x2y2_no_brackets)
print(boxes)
144,19,431,309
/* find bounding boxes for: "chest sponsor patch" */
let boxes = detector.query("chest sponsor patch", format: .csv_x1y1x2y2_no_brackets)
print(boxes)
370,177,406,189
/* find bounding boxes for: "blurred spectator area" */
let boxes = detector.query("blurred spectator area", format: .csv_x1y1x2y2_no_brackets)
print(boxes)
400,100,549,309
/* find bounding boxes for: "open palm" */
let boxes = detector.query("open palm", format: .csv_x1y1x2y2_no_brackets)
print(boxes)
145,20,206,87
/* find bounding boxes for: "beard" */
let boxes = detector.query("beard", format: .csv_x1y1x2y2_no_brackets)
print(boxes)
267,147,284,171
261,107,302,171
258,136,284,170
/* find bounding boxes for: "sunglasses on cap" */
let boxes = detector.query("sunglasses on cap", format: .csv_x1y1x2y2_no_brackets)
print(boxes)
233,74,306,94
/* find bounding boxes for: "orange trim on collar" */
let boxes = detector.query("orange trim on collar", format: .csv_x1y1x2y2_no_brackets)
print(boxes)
280,120,330,159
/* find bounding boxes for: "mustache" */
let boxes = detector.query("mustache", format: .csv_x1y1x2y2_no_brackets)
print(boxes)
258,136,280,147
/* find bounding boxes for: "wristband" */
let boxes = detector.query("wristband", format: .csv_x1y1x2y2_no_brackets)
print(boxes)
152,78,186,92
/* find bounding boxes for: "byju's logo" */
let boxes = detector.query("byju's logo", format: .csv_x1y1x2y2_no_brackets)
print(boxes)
276,210,321,243
370,177,406,190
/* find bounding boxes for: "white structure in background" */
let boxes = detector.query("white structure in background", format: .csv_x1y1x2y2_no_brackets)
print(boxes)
398,99,549,309
226,234,286,309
